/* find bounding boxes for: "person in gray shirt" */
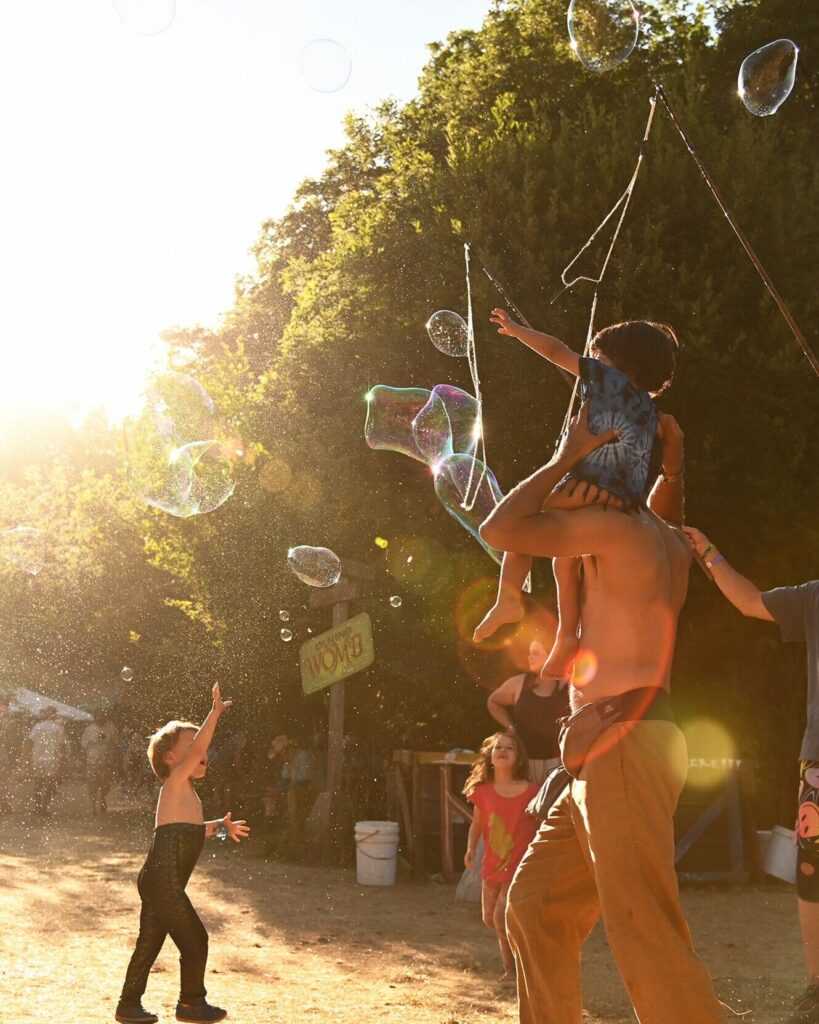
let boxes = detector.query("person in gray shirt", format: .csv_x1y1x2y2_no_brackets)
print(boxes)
685,525,819,1024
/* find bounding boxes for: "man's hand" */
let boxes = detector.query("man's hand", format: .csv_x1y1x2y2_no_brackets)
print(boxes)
490,307,522,338
558,403,620,467
681,526,712,559
212,682,233,715
657,414,684,475
222,810,250,843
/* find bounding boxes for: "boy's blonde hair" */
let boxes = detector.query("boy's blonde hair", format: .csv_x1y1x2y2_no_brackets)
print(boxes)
147,720,199,780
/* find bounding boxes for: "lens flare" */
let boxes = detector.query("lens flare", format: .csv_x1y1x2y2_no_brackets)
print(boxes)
572,647,599,688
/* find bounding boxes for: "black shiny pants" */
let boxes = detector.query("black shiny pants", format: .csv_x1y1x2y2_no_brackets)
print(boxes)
120,823,207,1006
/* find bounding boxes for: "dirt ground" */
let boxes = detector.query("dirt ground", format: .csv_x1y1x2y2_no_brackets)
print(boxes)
0,782,808,1024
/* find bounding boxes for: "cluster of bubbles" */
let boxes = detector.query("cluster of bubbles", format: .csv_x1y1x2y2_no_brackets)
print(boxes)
299,38,352,93
113,0,176,36
738,39,798,117
287,545,342,588
124,372,241,518
0,526,46,576
365,382,502,565
566,0,799,119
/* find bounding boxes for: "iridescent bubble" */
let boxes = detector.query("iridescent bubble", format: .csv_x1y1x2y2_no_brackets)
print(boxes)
412,384,479,467
121,666,134,683
113,0,176,36
426,310,469,358
287,545,342,588
433,454,503,565
364,385,431,464
389,595,403,608
0,526,46,576
124,372,237,518
738,39,798,117
280,629,293,642
567,0,639,73
214,823,229,841
279,610,290,622
299,39,352,93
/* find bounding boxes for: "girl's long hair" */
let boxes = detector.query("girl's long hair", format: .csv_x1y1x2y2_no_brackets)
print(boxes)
463,730,529,797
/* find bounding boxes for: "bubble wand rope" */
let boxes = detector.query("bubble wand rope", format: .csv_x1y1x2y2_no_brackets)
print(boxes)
556,92,659,437
461,242,489,511
654,83,818,378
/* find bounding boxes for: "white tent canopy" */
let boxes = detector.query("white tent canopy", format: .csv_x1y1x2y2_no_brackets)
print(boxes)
9,687,92,722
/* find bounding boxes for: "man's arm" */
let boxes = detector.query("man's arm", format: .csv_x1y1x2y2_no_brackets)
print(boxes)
480,404,620,558
683,528,773,620
647,414,685,527
490,308,580,376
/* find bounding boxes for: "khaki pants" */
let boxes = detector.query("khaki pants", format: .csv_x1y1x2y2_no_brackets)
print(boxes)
506,720,725,1024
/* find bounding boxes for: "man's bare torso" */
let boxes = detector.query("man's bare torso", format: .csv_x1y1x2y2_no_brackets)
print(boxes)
571,507,691,711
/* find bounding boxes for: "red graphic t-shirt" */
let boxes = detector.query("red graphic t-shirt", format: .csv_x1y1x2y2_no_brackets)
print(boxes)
468,781,540,884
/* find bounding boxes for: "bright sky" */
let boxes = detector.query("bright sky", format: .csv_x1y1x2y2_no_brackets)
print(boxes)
0,0,490,420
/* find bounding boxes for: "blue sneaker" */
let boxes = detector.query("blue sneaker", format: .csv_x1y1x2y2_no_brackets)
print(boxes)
175,1003,227,1023
115,1004,159,1024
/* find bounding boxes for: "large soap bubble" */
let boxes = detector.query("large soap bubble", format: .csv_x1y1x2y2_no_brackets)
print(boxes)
364,386,431,463
288,545,342,588
124,372,238,517
434,454,503,565
426,310,469,358
300,39,352,93
113,0,176,35
567,0,639,73
738,39,798,117
412,384,479,467
0,526,46,576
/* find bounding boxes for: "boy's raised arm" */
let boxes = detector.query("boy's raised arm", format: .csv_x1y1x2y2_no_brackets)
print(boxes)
490,307,581,376
175,682,232,779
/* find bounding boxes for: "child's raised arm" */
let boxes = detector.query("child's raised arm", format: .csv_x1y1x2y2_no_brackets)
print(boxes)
174,682,232,780
490,308,580,377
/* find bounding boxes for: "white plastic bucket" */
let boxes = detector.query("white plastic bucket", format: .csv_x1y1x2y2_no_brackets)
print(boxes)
355,820,400,886
764,825,797,884
755,829,772,865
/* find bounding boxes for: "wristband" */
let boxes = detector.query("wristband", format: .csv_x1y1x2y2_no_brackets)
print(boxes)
705,553,725,569
701,543,715,560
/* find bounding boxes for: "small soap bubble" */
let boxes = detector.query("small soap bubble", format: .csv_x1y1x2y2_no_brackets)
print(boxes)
214,823,229,841
426,310,469,358
300,38,352,93
287,545,342,588
113,0,176,36
389,595,403,608
738,39,798,117
121,666,134,683
280,629,293,642
567,0,639,73
279,610,290,622
0,526,46,576
374,537,389,549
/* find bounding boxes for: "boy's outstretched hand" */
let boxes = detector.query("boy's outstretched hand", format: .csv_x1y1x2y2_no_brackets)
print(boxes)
212,682,233,715
490,307,521,337
222,811,250,843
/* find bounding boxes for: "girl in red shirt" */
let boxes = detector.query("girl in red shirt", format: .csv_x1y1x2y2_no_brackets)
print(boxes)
464,731,539,981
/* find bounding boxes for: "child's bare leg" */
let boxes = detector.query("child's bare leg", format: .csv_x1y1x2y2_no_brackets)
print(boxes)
541,555,581,681
473,551,531,642
492,882,515,980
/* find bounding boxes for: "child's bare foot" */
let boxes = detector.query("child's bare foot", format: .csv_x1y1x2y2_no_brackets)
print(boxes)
496,969,516,985
473,594,525,642
540,635,579,680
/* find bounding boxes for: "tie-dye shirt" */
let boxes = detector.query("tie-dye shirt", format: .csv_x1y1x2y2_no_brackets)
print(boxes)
559,356,659,508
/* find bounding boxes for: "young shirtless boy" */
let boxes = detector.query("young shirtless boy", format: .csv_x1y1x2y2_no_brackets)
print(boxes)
116,683,250,1024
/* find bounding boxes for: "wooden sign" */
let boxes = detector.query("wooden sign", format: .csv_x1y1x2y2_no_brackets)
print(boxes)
300,612,374,694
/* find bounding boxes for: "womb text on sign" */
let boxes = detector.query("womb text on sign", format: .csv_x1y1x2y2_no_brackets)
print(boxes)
299,612,375,694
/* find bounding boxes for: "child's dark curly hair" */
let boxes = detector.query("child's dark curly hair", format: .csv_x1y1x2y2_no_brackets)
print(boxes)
591,320,679,396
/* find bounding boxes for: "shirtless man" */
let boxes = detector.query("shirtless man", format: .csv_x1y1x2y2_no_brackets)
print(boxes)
479,405,724,1024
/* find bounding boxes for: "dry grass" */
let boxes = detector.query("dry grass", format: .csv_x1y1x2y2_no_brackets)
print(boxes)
0,787,808,1023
